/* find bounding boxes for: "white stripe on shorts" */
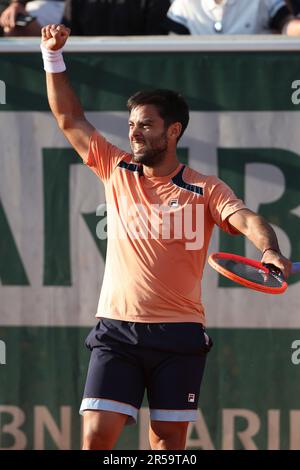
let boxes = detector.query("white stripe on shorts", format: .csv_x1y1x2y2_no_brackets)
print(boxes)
150,408,199,422
79,397,138,425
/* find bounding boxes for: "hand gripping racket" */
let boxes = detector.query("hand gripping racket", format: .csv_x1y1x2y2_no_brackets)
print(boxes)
208,252,300,294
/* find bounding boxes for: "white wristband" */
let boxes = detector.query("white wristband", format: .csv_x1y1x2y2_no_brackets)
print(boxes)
40,44,66,73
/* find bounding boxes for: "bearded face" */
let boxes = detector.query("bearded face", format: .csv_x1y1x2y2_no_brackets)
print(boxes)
129,105,170,167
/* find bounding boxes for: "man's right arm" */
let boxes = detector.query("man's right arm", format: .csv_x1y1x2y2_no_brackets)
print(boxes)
46,70,95,162
42,24,95,162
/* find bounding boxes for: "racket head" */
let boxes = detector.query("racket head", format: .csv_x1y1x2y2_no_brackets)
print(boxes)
208,252,288,294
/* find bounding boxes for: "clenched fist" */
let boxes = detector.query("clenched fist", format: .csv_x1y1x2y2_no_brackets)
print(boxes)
41,24,70,51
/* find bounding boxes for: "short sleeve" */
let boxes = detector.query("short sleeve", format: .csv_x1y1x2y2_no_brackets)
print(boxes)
85,130,129,182
208,177,246,234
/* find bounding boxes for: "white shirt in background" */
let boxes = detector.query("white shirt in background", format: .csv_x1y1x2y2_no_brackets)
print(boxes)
167,0,286,34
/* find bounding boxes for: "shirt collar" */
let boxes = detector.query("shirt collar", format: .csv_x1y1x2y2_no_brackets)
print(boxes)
205,0,236,11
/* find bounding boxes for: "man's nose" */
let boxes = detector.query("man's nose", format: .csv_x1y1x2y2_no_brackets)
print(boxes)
131,126,142,138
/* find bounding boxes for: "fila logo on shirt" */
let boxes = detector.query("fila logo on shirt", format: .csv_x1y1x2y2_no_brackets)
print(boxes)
168,199,179,208
188,393,195,403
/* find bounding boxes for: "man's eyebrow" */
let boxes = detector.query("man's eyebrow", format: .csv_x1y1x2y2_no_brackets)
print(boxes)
128,118,154,124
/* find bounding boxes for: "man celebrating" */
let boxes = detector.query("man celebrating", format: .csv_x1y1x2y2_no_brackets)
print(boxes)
41,24,291,450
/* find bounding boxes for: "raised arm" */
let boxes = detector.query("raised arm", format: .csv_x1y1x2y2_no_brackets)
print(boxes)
41,24,95,161
227,208,291,278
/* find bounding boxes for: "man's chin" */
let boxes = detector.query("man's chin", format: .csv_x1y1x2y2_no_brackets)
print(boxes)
132,153,148,163
131,149,167,166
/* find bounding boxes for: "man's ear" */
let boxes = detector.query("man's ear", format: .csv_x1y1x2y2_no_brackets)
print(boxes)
168,122,182,140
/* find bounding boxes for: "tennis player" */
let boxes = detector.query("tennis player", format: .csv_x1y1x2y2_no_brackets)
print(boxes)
41,24,291,450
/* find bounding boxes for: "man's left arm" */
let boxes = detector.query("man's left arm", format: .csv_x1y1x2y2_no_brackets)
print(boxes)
227,208,292,278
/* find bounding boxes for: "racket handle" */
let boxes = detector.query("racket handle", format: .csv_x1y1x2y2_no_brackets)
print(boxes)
291,262,300,274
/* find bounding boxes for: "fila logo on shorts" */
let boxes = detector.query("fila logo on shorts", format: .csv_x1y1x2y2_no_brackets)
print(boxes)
188,393,195,403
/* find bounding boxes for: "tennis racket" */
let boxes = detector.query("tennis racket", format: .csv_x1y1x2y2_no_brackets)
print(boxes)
208,252,300,294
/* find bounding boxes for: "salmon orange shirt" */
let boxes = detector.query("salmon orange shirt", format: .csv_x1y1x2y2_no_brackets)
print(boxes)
85,130,245,324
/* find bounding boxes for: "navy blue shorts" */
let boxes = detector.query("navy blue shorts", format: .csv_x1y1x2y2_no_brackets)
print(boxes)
80,319,212,425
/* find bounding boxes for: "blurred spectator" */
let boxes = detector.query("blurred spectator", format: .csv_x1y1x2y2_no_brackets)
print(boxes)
166,0,300,36
63,0,170,36
0,0,65,36
286,0,300,14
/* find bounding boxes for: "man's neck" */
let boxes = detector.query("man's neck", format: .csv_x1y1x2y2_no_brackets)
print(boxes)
143,160,180,178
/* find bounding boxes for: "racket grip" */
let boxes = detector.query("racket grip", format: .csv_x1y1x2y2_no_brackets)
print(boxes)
291,262,300,274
